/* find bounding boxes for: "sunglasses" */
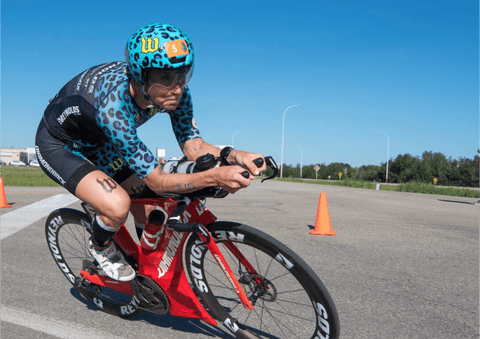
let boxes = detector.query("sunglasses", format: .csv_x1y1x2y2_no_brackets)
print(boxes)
147,66,194,89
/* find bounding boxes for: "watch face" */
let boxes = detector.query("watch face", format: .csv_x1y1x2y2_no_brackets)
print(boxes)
221,146,233,163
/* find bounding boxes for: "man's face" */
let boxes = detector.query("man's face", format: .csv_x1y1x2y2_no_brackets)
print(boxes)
146,68,192,110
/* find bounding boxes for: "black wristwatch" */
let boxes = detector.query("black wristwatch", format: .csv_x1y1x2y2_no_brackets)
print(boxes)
220,146,234,165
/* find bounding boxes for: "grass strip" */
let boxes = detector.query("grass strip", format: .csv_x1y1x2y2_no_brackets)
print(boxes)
2,167,478,198
1,166,61,187
278,178,479,198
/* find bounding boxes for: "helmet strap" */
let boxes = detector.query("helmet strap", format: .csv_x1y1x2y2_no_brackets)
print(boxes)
140,82,163,110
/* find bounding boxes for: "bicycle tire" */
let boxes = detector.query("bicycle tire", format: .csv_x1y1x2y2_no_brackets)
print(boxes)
184,221,340,339
45,208,142,319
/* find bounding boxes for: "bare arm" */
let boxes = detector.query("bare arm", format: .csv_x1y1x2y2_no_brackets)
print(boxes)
181,138,267,175
181,138,221,161
142,137,267,196
142,162,251,195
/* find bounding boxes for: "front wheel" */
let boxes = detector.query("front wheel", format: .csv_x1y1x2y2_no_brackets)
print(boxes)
184,221,340,339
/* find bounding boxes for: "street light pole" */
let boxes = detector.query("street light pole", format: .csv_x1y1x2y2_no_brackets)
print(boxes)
232,131,241,148
377,130,390,183
280,104,301,178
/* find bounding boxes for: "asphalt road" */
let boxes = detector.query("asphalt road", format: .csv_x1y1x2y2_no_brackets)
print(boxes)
1,181,478,338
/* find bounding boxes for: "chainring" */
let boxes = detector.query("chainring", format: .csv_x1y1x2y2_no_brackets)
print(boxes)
131,275,170,315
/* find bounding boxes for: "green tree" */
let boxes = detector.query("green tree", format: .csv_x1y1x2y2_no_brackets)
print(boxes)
458,157,479,187
363,165,383,181
390,154,421,183
377,162,392,182
282,165,297,178
270,151,478,188
419,151,434,182
346,167,357,179
432,152,449,185
317,163,328,179
446,158,462,186
302,165,316,179
325,162,350,180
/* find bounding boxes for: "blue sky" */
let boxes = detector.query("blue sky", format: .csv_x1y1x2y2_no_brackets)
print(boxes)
2,0,478,167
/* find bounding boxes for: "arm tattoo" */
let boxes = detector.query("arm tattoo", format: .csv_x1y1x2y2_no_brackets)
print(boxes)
184,182,196,190
97,178,118,193
184,144,201,155
174,182,196,192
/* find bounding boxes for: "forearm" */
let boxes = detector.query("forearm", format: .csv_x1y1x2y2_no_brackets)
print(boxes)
181,138,265,175
143,166,217,195
143,163,251,195
182,138,245,163
181,138,222,161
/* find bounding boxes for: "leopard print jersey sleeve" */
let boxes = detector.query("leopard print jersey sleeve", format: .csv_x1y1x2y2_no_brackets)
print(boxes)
168,86,201,145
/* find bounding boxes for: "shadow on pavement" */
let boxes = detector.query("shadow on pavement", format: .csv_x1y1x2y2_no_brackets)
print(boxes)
438,199,479,205
70,288,233,338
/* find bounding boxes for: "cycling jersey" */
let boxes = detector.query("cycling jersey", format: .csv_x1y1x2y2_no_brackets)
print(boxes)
36,61,201,193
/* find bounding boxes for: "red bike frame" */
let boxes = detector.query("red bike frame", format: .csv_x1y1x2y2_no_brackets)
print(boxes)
79,197,254,325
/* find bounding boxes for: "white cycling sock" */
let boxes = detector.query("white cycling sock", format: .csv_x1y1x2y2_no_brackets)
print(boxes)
96,214,117,232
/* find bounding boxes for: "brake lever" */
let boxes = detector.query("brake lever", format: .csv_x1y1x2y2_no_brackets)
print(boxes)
235,156,278,182
261,156,279,183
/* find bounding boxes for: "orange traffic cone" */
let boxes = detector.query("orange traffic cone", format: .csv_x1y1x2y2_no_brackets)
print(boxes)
0,177,12,208
310,192,335,235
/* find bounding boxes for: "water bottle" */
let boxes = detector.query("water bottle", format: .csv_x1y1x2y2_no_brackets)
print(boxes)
140,208,168,251
163,154,218,174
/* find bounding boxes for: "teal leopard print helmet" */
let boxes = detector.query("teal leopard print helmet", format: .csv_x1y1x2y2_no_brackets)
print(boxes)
125,22,194,84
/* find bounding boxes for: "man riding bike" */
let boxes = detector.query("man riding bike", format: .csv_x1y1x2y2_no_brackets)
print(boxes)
35,22,266,282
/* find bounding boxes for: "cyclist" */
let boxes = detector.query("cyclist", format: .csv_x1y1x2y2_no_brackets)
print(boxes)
35,22,266,282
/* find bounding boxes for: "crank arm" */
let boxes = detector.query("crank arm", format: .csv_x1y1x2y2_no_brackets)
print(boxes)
75,277,125,305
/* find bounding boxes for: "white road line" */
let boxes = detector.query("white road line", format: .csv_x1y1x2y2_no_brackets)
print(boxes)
0,194,79,239
1,306,124,339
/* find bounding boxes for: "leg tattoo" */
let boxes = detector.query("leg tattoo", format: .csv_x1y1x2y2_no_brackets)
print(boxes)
97,178,118,193
130,182,146,196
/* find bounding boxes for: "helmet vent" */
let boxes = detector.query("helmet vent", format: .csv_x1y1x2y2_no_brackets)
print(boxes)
169,56,187,64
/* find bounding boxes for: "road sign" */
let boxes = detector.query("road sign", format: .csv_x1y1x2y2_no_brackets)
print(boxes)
339,172,342,179
314,165,320,180
433,177,438,185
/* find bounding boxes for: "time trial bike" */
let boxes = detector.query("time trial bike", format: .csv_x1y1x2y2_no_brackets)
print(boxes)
45,155,340,339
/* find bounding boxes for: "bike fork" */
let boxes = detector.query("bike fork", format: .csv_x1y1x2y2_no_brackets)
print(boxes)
223,242,265,287
168,197,254,310
202,234,254,310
